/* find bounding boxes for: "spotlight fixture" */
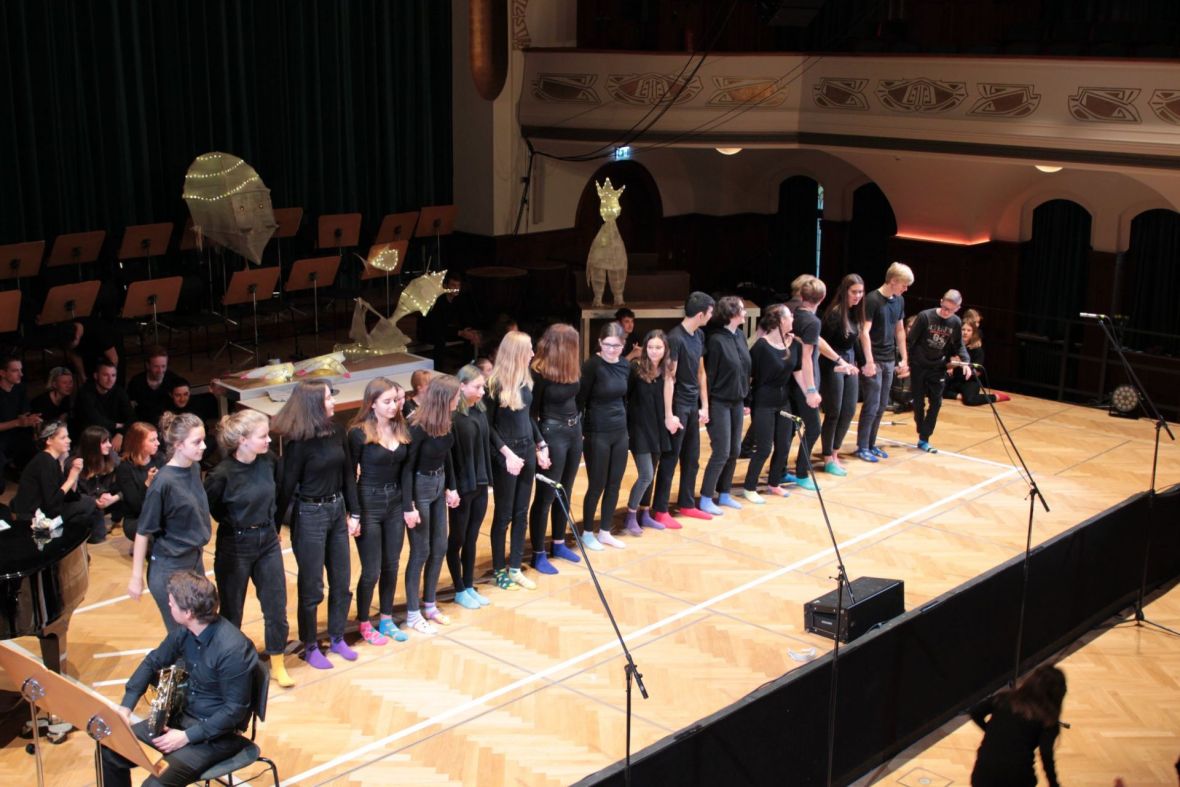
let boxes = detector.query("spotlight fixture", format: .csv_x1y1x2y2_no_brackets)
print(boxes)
1035,165,1063,173
1109,384,1141,418
715,147,743,156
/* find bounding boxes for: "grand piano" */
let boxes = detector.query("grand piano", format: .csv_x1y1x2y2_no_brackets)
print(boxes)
0,513,90,673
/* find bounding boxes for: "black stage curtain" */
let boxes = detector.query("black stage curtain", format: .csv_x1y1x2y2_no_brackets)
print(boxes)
845,182,897,283
0,0,452,243
772,175,820,293
1017,199,1091,338
1125,209,1180,352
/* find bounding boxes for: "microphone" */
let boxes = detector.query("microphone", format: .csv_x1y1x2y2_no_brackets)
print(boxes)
535,473,563,489
778,410,804,425
950,360,985,370
1079,312,1108,321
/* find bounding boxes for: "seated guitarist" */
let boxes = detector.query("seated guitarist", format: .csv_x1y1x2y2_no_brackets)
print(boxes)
101,570,258,787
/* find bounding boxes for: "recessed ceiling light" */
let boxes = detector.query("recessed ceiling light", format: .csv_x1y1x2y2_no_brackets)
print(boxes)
1035,165,1063,173
715,147,743,156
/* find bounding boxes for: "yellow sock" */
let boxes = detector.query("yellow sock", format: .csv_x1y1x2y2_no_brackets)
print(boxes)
269,655,294,688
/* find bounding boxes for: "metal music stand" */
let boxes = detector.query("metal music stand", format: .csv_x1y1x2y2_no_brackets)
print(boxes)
117,223,173,280
38,281,101,325
122,276,183,347
0,240,44,300
218,266,281,366
373,211,420,244
414,205,457,272
0,641,164,787
0,290,21,337
317,212,362,294
47,230,105,282
271,207,304,269
285,256,340,357
360,240,408,314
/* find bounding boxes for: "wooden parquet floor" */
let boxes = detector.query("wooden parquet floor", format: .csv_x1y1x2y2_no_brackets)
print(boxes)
2,390,1178,786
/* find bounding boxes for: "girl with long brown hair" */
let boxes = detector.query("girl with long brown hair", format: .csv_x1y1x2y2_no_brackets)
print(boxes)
970,664,1066,786
742,305,798,502
448,365,494,609
819,274,865,476
75,424,123,524
624,329,674,531
116,421,162,541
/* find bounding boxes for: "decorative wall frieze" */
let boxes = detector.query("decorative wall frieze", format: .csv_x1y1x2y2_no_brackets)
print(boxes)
967,84,1041,118
1148,89,1180,125
533,73,600,104
605,73,702,105
1068,87,1141,123
812,77,871,111
705,77,787,108
876,78,967,113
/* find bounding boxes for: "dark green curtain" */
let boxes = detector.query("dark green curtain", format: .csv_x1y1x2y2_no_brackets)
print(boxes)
844,182,896,281
1,0,452,244
773,175,819,292
1126,208,1180,352
1017,200,1091,337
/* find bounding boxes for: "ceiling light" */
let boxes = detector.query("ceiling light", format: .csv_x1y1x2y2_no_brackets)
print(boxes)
1035,165,1063,173
715,147,743,156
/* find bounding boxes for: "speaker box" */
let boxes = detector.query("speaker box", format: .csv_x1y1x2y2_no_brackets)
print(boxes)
804,577,904,643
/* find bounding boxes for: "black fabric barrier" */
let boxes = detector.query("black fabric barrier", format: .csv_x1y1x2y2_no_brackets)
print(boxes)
579,486,1180,786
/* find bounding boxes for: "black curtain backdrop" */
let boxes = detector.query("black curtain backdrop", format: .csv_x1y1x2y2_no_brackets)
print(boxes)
1,0,452,244
846,182,897,282
1017,199,1092,337
773,175,820,292
1126,208,1180,351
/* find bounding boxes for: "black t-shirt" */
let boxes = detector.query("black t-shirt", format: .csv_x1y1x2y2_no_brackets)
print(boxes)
347,426,409,488
864,289,905,361
531,372,580,422
821,309,860,359
792,308,822,383
667,323,705,411
29,391,72,423
139,464,212,558
628,363,670,454
0,383,28,423
127,370,184,426
749,338,797,409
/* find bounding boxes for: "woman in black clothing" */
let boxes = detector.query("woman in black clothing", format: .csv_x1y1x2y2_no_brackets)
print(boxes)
624,330,674,531
700,296,751,515
347,378,411,646
448,365,493,610
819,274,866,476
12,420,105,541
528,324,583,572
487,331,550,590
116,422,162,541
742,305,797,503
206,409,294,687
402,374,461,634
946,312,1002,406
970,664,1066,787
578,322,631,549
273,380,361,669
127,412,211,631
76,425,122,529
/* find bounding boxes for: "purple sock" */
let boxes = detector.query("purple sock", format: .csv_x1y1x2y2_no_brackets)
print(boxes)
639,510,664,530
330,637,358,661
304,642,333,669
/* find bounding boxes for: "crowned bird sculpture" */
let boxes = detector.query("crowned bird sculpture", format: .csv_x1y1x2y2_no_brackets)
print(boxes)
586,178,627,307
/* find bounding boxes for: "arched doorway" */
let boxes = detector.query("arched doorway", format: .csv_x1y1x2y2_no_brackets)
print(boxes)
1018,199,1092,338
845,182,897,282
1125,208,1180,353
773,175,823,292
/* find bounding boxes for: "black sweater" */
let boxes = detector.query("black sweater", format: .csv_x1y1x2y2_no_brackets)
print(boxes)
115,454,165,523
401,424,456,495
485,384,543,449
531,372,580,422
749,338,796,409
705,327,752,402
205,453,279,531
276,427,360,524
347,426,409,488
969,698,1060,787
577,355,630,433
12,451,79,520
451,407,493,494
75,380,134,435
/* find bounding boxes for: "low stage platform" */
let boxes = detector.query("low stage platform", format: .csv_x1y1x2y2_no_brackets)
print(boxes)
1,393,1177,785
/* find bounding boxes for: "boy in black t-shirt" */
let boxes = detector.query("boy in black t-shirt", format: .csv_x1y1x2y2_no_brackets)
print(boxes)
856,262,914,462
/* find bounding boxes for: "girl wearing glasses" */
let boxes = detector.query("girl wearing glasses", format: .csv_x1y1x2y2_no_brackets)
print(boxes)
577,322,631,549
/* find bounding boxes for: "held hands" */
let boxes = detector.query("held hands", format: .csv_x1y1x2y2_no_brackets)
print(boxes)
862,360,877,378
897,360,910,379
347,515,361,538
503,450,524,476
698,407,710,426
837,360,859,376
404,508,421,529
151,727,190,754
536,445,552,470
665,415,682,435
445,489,460,508
806,391,822,409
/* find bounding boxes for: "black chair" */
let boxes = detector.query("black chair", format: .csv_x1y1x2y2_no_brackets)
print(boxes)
196,660,279,786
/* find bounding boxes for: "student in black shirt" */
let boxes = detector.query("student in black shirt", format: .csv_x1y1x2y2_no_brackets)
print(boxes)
578,322,631,549
625,330,674,530
528,324,583,571
742,305,798,503
970,664,1066,787
12,420,106,542
856,262,914,462
116,422,163,541
128,412,212,631
945,311,1005,407
76,359,134,452
402,375,461,634
273,380,360,669
449,365,494,610
0,355,40,478
75,425,123,526
700,296,752,515
29,366,74,424
207,409,293,688
486,331,550,590
788,278,827,490
652,291,715,526
908,289,972,453
346,378,412,645
819,275,867,476
100,571,259,787
126,346,183,427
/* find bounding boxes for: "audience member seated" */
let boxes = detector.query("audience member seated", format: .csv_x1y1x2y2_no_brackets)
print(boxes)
62,316,123,384
416,270,474,371
0,356,42,486
946,309,1010,406
76,359,134,452
126,345,183,426
29,366,75,423
161,376,219,424
75,425,123,526
115,422,164,542
12,420,107,543
402,369,434,419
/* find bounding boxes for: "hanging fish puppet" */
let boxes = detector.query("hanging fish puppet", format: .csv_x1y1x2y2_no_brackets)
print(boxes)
182,152,277,264
336,270,457,358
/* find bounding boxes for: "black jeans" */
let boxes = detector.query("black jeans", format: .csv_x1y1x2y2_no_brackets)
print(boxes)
355,483,405,622
582,428,628,534
100,716,247,787
789,384,822,476
490,436,536,570
148,549,205,633
447,485,488,590
653,404,699,512
214,525,289,655
857,359,896,451
292,496,351,643
405,470,447,611
820,358,859,456
911,365,947,441
701,399,743,497
528,419,581,548
743,405,793,490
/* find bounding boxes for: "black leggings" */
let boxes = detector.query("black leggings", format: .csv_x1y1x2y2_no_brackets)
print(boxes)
491,437,536,570
789,384,822,476
743,405,793,490
820,358,859,456
582,429,628,534
528,419,582,549
447,486,488,590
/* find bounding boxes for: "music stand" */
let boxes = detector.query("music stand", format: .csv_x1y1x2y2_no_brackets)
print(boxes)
270,207,303,268
47,230,105,281
118,223,173,280
285,256,340,357
0,240,44,299
0,290,21,336
37,281,101,326
122,275,183,347
0,641,164,786
218,266,281,366
373,211,420,244
178,218,200,252
414,204,457,272
360,240,408,314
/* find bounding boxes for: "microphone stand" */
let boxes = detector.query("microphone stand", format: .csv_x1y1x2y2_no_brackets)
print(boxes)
548,479,648,786
1088,315,1178,635
966,362,1051,682
791,415,856,787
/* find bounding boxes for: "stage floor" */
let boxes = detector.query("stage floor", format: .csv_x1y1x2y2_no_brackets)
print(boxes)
2,393,1177,786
